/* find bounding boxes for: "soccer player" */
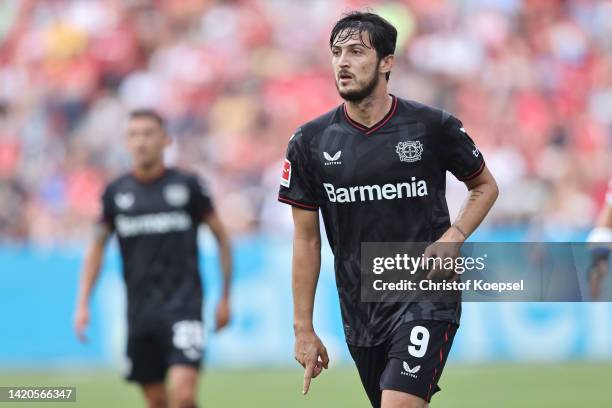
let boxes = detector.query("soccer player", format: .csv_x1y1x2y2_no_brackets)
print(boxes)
278,12,498,408
587,178,611,299
74,110,232,408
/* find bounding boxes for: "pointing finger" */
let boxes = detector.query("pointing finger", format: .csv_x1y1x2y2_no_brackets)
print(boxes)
303,362,314,395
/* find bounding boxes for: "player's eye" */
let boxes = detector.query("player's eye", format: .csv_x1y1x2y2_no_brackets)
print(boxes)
332,49,340,56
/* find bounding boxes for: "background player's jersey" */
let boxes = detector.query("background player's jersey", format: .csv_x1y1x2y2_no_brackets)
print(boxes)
100,168,213,330
278,96,485,346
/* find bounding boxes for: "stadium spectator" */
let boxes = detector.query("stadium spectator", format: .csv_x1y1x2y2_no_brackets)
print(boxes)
0,0,610,244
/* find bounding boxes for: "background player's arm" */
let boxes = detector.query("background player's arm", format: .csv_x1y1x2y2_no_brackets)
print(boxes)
74,223,111,342
587,194,612,299
203,211,232,331
593,199,612,231
291,207,329,395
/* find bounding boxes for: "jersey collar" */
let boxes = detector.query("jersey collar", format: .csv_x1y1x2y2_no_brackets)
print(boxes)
131,166,168,184
342,94,398,135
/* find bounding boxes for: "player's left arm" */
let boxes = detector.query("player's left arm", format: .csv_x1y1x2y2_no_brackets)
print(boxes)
437,114,499,243
426,167,498,279
426,114,498,278
442,166,499,243
203,211,233,332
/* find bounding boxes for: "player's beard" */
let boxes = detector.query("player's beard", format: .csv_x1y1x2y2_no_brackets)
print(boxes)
336,66,379,103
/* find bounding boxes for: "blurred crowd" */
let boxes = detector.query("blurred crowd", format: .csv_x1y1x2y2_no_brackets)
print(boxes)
0,0,610,244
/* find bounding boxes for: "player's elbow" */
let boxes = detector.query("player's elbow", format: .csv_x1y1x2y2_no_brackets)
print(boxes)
84,241,105,267
469,168,499,204
217,232,232,253
480,179,499,212
294,232,321,253
489,178,499,203
303,236,322,251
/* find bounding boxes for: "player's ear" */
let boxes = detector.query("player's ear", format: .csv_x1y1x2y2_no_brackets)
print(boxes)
379,54,394,76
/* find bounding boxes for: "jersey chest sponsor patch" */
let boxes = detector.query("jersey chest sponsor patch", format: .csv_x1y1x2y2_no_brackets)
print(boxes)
323,178,428,203
115,211,193,237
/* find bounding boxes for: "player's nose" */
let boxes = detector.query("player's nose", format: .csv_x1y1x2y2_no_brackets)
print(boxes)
336,51,350,68
339,59,350,70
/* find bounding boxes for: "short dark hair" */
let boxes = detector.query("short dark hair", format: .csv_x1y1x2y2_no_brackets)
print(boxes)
129,109,165,130
330,11,397,81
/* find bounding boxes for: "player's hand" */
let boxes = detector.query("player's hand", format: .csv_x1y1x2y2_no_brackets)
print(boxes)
424,229,463,281
214,296,231,332
74,305,89,343
294,329,329,395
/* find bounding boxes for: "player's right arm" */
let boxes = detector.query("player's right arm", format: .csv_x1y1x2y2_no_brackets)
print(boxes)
291,206,329,395
277,128,328,393
75,184,115,343
74,223,111,343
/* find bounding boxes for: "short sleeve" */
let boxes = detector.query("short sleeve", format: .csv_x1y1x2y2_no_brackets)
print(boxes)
190,176,214,219
438,113,485,182
277,128,319,211
99,186,115,230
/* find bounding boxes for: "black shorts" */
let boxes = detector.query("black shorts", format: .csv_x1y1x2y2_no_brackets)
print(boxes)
125,319,205,384
348,320,458,407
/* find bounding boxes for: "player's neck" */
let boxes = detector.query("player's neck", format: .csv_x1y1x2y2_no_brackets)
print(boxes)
132,162,166,183
344,88,392,128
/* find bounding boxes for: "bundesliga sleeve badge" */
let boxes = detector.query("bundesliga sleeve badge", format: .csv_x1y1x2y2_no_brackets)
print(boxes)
280,159,291,187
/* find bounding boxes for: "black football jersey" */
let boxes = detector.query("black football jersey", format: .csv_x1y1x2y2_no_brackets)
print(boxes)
100,168,214,329
278,95,485,346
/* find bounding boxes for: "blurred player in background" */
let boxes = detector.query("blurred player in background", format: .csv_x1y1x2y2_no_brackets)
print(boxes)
279,12,498,408
587,178,611,299
74,110,232,408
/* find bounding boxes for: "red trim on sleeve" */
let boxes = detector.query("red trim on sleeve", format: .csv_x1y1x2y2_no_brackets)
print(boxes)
278,195,319,211
202,205,215,220
458,161,485,182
